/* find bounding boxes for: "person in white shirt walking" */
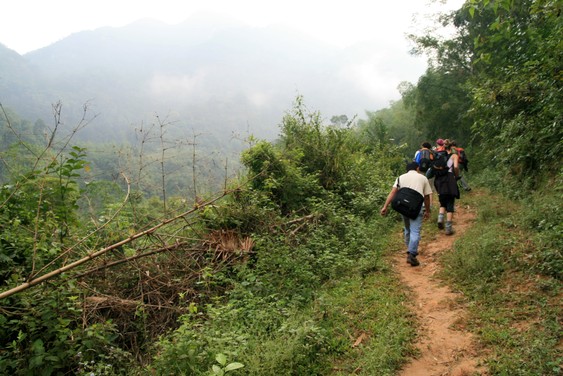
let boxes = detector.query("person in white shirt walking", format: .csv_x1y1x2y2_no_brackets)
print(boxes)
380,162,433,266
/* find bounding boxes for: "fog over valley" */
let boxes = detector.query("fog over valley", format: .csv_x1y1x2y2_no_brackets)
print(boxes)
0,12,426,148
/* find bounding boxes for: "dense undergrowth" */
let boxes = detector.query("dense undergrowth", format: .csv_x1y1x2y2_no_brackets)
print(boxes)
2,95,561,375
146,102,413,375
440,171,562,376
0,98,418,375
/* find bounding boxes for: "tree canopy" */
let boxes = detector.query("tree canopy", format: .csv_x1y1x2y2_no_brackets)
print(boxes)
403,0,561,185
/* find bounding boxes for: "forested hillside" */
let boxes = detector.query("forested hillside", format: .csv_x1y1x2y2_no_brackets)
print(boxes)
0,0,560,375
0,14,407,146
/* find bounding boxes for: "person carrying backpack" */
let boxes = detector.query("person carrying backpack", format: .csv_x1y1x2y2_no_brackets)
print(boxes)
434,140,460,235
433,138,446,153
413,142,434,173
380,161,433,266
450,140,472,192
425,139,448,179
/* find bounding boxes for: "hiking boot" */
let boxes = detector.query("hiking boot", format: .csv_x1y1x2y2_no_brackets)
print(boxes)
437,213,445,229
445,221,454,235
407,253,420,267
465,187,472,192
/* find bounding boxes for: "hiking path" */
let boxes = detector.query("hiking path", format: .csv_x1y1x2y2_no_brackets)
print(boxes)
393,203,487,376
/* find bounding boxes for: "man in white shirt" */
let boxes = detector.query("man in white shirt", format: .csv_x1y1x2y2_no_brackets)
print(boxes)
380,162,432,266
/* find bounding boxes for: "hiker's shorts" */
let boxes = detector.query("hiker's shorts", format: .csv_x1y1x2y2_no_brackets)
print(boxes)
438,194,456,213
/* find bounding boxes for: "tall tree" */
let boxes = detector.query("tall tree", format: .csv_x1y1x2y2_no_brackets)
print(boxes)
407,0,562,183
464,0,562,179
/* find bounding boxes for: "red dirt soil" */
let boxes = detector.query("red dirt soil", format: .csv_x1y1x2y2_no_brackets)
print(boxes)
394,203,488,376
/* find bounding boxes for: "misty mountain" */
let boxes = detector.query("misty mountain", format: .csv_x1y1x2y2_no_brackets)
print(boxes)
0,13,418,145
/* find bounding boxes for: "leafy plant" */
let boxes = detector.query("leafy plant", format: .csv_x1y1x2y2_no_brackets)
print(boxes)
210,353,244,376
441,190,562,376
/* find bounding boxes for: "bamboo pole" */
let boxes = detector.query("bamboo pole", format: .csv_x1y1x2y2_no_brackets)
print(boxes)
0,191,229,300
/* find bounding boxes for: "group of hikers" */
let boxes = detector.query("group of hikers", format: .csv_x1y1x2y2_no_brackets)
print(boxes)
380,138,471,267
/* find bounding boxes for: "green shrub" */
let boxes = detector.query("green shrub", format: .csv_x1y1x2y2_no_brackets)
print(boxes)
150,296,330,376
441,188,561,376
0,283,132,375
517,185,563,279
442,226,506,295
240,141,323,215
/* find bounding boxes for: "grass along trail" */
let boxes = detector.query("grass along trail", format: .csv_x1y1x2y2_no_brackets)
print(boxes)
394,203,486,376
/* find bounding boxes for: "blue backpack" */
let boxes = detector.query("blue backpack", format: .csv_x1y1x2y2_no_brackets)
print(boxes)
415,148,434,173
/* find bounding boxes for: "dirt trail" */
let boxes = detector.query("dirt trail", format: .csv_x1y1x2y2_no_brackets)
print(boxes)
394,203,486,376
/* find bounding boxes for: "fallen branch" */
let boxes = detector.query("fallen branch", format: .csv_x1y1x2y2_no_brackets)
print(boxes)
0,190,230,300
74,242,202,279
285,213,321,237
31,172,132,280
84,296,186,311
285,213,319,226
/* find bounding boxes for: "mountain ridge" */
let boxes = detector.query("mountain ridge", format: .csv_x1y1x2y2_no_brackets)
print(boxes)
0,13,422,145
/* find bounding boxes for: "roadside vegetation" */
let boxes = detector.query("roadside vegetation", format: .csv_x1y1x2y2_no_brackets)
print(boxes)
440,177,561,375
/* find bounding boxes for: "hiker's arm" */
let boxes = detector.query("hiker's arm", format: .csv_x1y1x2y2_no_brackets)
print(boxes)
380,187,398,216
453,154,460,177
423,195,431,219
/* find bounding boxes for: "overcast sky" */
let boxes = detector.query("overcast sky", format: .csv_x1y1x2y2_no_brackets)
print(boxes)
1,0,464,113
2,0,463,54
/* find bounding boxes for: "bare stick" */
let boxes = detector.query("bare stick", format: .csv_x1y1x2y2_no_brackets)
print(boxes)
30,173,132,279
157,114,167,214
0,189,230,300
189,130,202,201
74,242,200,279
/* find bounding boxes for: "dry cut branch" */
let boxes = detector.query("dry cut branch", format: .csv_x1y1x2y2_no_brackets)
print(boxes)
0,190,231,300
74,242,202,279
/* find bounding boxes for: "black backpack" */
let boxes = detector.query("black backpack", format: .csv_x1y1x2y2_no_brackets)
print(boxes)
457,147,468,164
430,151,450,177
391,177,424,219
415,148,434,173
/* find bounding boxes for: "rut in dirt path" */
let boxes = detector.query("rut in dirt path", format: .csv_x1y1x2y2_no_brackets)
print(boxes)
394,203,487,376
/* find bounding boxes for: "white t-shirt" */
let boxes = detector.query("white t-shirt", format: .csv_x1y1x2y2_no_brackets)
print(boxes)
393,170,432,197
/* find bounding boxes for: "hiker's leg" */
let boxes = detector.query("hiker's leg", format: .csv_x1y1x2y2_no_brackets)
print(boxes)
460,176,471,191
445,196,455,220
407,211,423,256
437,195,447,228
445,197,455,235
402,215,410,247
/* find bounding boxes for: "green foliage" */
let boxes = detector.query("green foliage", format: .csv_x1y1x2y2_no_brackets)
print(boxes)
241,140,322,215
441,190,561,375
463,0,561,182
150,189,399,374
278,96,363,193
198,185,280,235
318,271,416,375
442,215,507,295
402,68,473,144
359,99,418,150
150,100,406,373
0,146,88,284
151,298,330,376
406,0,561,188
472,166,563,280
210,353,244,376
515,183,563,279
0,283,132,375
0,113,138,374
